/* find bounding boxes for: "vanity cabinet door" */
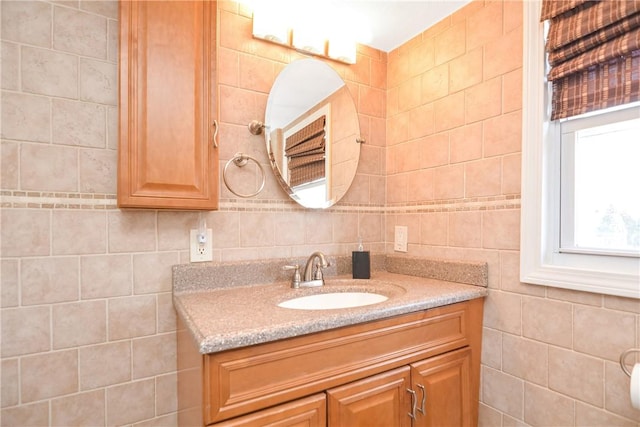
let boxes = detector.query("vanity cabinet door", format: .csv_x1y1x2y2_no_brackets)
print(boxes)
118,0,219,210
327,367,412,427
214,394,326,427
410,348,472,427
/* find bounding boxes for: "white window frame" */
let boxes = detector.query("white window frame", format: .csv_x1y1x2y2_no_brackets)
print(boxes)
520,0,640,299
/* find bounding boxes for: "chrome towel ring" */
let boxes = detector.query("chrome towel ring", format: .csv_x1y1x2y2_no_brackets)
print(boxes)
223,153,265,198
620,348,640,377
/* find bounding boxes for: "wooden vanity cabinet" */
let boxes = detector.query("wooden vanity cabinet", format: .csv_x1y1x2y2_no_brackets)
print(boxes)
118,0,219,210
177,298,483,427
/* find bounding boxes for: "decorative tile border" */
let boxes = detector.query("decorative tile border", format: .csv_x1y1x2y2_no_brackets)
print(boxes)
0,190,520,213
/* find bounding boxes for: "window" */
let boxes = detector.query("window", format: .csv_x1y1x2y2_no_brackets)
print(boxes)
521,1,640,298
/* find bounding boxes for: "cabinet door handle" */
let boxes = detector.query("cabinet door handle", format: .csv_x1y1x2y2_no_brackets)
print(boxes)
406,388,417,419
211,120,219,148
417,384,426,415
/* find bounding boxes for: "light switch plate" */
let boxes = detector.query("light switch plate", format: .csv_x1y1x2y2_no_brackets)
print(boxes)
394,226,408,252
190,229,213,262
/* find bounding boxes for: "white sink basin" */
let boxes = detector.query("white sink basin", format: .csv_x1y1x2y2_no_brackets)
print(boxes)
278,292,388,310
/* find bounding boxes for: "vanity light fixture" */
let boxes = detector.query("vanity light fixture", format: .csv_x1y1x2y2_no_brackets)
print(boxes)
249,3,357,64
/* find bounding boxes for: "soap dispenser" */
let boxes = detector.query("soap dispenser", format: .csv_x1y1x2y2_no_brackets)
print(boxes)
352,237,370,279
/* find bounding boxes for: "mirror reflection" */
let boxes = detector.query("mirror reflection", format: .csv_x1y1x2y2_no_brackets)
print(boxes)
265,59,361,208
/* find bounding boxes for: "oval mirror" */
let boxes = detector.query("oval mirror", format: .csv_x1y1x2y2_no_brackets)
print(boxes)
265,58,361,209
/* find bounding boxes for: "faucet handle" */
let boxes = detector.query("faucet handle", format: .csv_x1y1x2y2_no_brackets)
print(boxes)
313,263,324,280
283,264,301,288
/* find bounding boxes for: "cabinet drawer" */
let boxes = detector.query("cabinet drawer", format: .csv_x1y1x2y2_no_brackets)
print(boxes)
204,299,480,424
214,394,326,427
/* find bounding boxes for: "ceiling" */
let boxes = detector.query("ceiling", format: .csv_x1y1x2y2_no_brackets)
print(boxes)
341,1,472,52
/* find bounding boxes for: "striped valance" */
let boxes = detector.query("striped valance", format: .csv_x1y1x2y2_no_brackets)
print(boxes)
541,0,640,120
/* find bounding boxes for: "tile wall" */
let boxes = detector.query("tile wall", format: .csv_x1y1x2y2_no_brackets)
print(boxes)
383,1,640,425
1,0,639,426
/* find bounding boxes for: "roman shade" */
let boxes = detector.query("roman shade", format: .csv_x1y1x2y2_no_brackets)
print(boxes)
285,115,326,187
541,0,640,120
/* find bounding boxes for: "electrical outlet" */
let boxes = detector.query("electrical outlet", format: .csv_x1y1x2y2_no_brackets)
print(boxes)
190,229,213,262
394,225,408,252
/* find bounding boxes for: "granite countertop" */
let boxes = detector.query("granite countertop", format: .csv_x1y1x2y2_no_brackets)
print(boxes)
173,269,488,354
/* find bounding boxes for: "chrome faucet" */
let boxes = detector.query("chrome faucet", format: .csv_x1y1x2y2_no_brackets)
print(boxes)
302,251,330,285
284,252,330,288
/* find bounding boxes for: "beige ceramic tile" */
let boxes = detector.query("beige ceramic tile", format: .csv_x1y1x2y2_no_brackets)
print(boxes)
79,144,116,191
358,144,384,175
482,366,523,419
481,327,502,369
132,333,176,379
359,213,383,244
465,157,502,197
1,92,51,143
21,143,78,191
108,295,157,340
133,413,178,427
21,349,78,402
573,306,636,361
408,103,435,140
79,58,117,105
0,401,49,427
386,174,407,203
483,290,522,335
156,211,198,251
81,254,132,299
503,0,523,33
604,361,640,421
80,0,119,19
219,85,267,126
499,251,546,297
51,389,105,426
408,38,435,77
133,252,178,295
1,259,19,308
21,256,79,305
575,401,638,427
332,213,359,244
218,47,240,87
52,99,106,148
156,373,178,416
465,77,502,124
79,341,131,390
53,6,107,58
1,209,50,257
108,210,157,253
1,141,19,189
358,86,385,118
522,296,572,347
239,54,278,94
273,212,306,246
434,21,466,65
433,164,464,200
502,414,528,427
1,358,19,408
603,295,640,313
466,1,503,51
1,306,50,357
502,153,521,195
1,1,52,47
434,91,465,132
53,300,106,349
419,133,450,169
478,402,503,427
502,334,548,386
107,105,118,149
304,211,333,245
52,210,106,255
549,347,604,406
524,383,575,426
106,379,155,426
484,27,522,81
484,110,522,157
449,211,482,248
1,41,19,90
157,293,177,333
482,209,520,250
421,63,449,104
107,18,118,62
450,122,483,164
546,286,602,306
407,169,434,202
22,46,78,98
449,47,483,93
238,212,275,248
503,69,523,114
398,75,421,111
